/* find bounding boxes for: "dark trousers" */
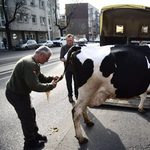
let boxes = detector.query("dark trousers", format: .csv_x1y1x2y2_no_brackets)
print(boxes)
65,71,78,97
4,42,6,49
5,89,38,143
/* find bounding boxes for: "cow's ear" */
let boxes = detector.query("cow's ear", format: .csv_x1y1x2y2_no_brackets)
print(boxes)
100,53,116,77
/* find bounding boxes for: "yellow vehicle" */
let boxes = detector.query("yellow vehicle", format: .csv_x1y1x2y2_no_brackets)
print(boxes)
100,4,150,46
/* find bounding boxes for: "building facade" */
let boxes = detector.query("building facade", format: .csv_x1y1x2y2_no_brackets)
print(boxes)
65,3,100,41
0,0,60,48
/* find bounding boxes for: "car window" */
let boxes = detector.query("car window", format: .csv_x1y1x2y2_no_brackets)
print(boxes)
27,40,32,44
19,40,27,44
53,37,61,40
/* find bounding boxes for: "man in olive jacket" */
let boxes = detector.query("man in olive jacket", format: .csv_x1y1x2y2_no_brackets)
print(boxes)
5,46,59,150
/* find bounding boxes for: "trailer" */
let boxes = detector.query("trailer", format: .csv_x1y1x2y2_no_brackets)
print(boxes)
100,4,150,46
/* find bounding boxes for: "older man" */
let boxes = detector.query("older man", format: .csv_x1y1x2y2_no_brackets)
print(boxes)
5,46,59,150
60,34,78,102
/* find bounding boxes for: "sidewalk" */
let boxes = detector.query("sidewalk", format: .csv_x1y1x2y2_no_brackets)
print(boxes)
0,48,14,52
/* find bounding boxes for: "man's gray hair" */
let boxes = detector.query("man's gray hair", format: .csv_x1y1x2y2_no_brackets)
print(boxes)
35,46,52,55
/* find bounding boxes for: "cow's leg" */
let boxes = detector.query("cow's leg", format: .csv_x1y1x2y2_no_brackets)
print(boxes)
82,108,94,126
72,102,89,144
138,93,147,113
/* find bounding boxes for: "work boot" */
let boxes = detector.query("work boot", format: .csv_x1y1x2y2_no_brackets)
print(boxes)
23,139,44,150
69,96,74,103
36,133,47,143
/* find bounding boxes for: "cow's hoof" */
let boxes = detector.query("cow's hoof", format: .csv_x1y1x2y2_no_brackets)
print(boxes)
138,108,146,113
86,120,94,126
79,137,88,144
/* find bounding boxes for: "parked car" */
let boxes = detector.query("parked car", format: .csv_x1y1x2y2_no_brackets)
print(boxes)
78,38,88,46
53,37,66,47
73,39,79,46
89,38,95,42
15,40,37,50
37,40,53,48
95,37,100,43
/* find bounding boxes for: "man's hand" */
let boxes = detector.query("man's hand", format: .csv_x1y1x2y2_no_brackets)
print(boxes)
53,76,59,81
61,58,67,62
52,81,57,89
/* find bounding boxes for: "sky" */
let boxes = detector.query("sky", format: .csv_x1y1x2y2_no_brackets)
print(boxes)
59,0,150,14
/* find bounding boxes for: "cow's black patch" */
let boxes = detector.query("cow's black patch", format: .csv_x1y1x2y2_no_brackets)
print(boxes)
100,45,150,98
70,51,94,88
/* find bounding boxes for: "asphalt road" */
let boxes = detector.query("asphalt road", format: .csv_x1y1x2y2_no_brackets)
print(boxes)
1,44,150,150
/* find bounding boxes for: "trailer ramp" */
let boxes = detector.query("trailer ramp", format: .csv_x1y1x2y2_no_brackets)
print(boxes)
103,96,150,109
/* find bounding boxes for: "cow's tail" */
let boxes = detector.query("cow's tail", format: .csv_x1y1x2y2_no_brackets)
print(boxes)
64,46,81,73
46,46,81,102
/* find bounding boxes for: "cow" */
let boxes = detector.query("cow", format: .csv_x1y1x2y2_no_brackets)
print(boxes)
64,44,150,144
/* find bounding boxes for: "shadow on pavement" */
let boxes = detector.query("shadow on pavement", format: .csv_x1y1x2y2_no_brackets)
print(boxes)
78,108,126,150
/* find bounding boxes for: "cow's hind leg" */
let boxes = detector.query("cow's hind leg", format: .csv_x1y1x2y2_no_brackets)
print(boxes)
138,93,147,113
83,108,94,126
72,104,89,144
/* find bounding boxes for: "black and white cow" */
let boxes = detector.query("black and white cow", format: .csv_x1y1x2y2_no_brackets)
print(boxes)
66,44,150,144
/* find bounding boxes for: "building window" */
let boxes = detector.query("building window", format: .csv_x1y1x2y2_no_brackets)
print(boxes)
141,25,148,34
116,25,124,33
30,0,35,6
25,34,29,40
0,10,5,27
39,34,43,40
24,14,28,23
30,34,35,39
40,17,45,25
39,0,44,9
17,13,23,22
32,15,36,24
0,0,6,5
47,4,50,15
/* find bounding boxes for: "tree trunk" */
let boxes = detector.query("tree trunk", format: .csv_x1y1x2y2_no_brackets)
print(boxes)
5,25,13,50
60,29,63,37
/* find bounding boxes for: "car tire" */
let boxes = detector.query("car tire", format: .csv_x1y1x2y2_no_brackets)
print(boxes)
35,45,38,49
60,43,63,47
25,46,29,50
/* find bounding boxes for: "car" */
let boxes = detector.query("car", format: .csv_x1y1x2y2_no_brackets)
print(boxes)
37,40,53,48
73,39,79,46
89,38,95,42
78,38,88,46
15,40,37,50
95,37,100,43
53,37,66,47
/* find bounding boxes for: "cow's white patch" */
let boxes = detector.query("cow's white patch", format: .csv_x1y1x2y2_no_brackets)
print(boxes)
145,56,150,69
77,45,112,65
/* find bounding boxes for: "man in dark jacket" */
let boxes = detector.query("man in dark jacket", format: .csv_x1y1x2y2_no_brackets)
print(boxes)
3,37,7,49
60,34,78,102
5,46,59,150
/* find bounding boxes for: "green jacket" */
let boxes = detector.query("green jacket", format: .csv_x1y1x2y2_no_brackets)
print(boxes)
6,55,54,94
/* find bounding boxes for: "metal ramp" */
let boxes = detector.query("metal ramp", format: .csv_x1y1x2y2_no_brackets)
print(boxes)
103,96,150,109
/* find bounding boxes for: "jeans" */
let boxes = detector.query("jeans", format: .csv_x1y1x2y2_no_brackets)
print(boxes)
5,89,38,142
65,71,78,97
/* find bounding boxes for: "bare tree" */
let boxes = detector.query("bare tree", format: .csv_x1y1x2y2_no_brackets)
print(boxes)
53,0,81,37
2,0,29,49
